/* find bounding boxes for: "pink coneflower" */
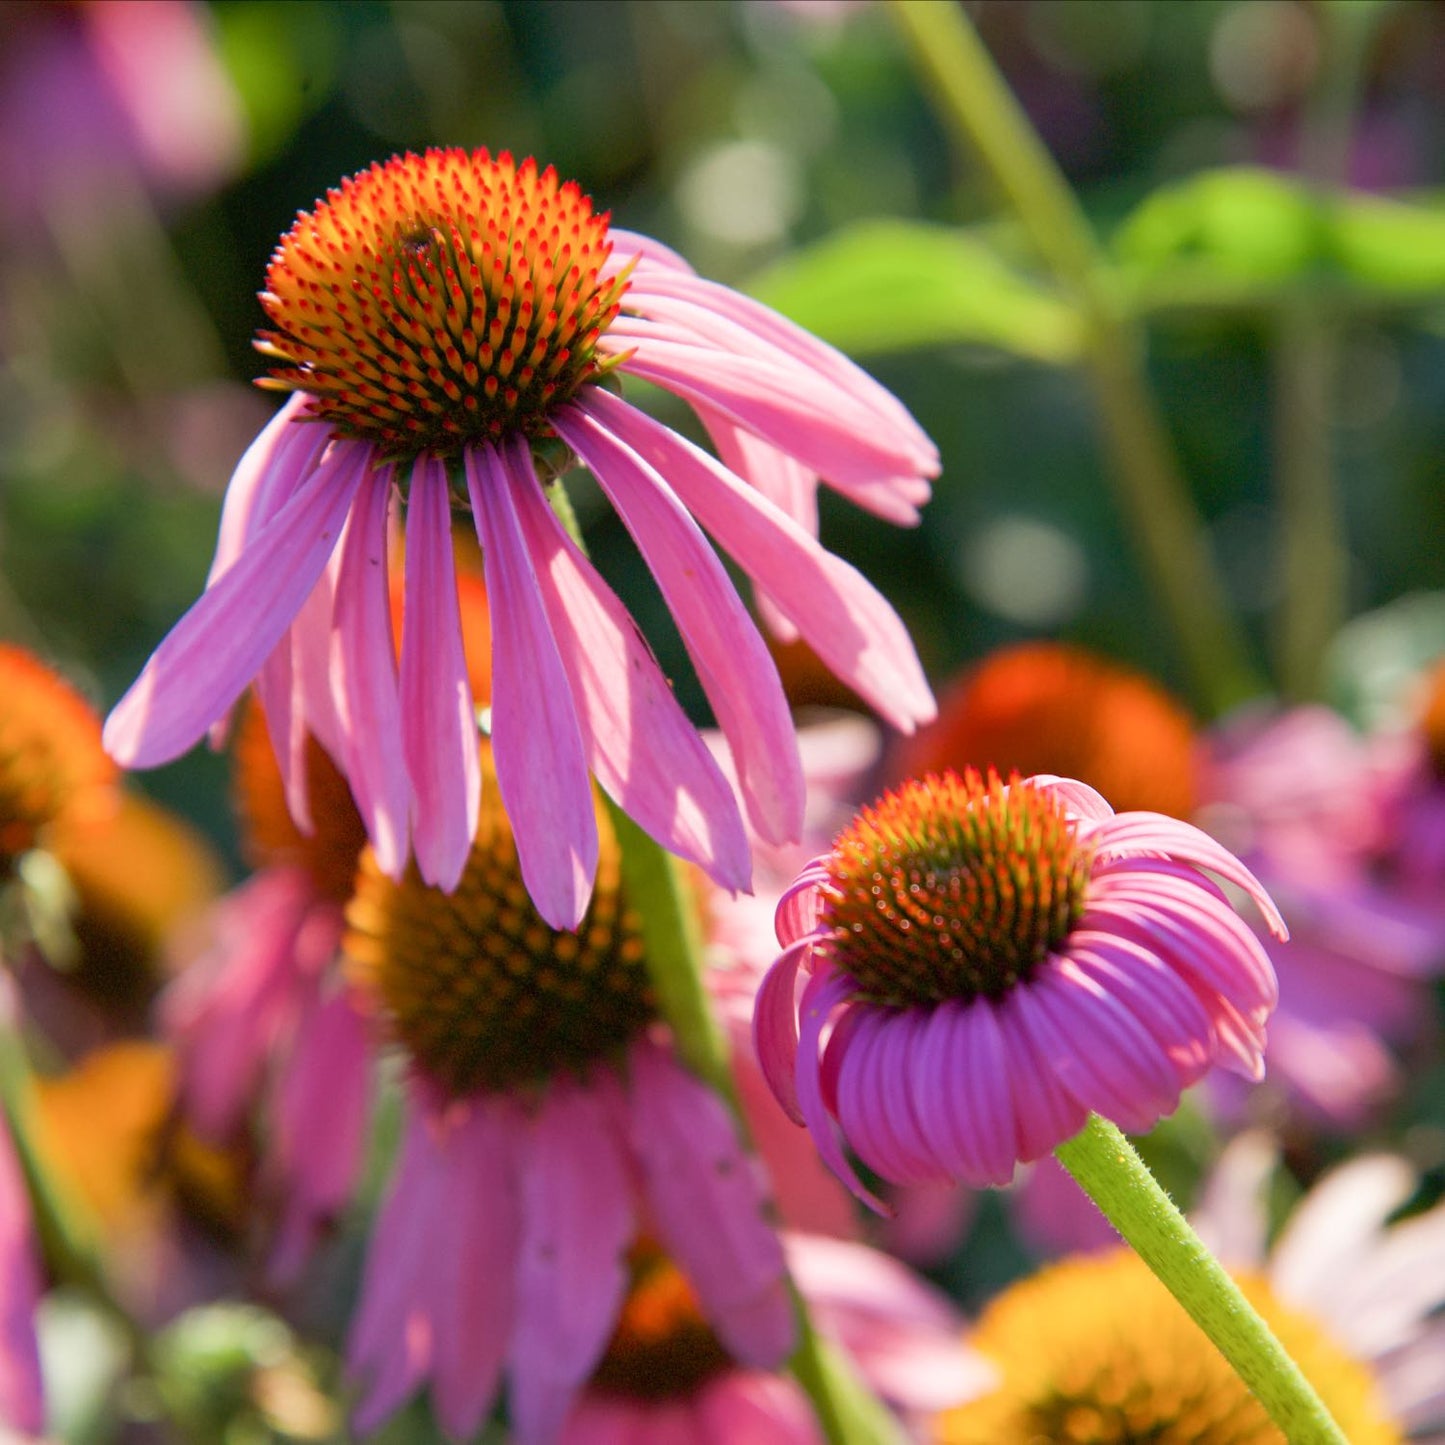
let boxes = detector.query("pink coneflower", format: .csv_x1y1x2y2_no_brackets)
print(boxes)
341,749,793,1443
163,696,373,1280
755,769,1284,1207
562,1232,991,1444
1200,705,1445,1126
103,147,937,929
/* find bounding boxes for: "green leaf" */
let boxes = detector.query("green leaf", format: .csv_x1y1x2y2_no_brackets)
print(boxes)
744,220,1084,363
1113,166,1445,310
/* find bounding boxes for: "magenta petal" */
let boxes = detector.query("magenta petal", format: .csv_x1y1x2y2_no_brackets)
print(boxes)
431,1097,521,1439
400,455,481,891
948,1000,1021,1187
0,1121,43,1436
503,456,751,892
995,982,1090,1163
467,441,598,930
509,1076,635,1445
581,389,934,733
105,439,367,768
333,465,409,878
553,398,804,848
626,1040,793,1368
753,939,813,1125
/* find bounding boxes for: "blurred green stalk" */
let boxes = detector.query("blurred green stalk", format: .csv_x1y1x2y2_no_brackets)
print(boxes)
889,0,1264,719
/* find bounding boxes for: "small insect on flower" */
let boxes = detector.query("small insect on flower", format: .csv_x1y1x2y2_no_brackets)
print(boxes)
754,769,1285,1207
103,147,937,931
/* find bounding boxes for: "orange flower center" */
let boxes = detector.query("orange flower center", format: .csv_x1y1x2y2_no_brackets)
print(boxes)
1420,658,1445,779
896,643,1199,820
589,1244,732,1402
344,751,653,1097
257,147,631,460
822,770,1091,1007
0,646,116,876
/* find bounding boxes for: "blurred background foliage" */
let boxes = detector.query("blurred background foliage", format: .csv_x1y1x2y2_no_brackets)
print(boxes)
2,0,1445,868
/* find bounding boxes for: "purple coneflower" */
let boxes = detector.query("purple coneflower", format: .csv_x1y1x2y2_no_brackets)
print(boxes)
103,147,936,929
341,749,793,1443
754,769,1284,1207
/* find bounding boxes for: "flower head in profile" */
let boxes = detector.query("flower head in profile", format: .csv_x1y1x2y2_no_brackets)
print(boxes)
754,770,1284,1207
341,748,793,1443
103,146,938,929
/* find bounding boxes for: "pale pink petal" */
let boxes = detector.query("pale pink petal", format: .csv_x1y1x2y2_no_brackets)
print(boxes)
553,398,803,848
695,1372,822,1445
401,454,481,891
504,451,751,891
509,1077,635,1445
269,978,371,1285
775,865,832,947
431,1097,523,1439
1027,774,1117,823
1190,1130,1277,1270
581,389,935,732
467,441,597,930
626,1039,793,1369
105,440,367,768
605,227,694,277
0,1122,43,1436
332,465,409,878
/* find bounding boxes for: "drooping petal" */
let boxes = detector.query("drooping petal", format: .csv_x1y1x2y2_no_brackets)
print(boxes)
105,440,367,768
580,389,934,733
626,1039,793,1369
553,399,803,848
509,1075,635,1445
0,1119,43,1436
400,454,481,891
752,938,815,1126
467,442,597,930
332,464,409,877
503,449,751,892
994,984,1090,1163
431,1096,523,1440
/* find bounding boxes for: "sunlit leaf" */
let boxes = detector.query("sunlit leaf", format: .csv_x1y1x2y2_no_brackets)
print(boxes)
746,220,1084,363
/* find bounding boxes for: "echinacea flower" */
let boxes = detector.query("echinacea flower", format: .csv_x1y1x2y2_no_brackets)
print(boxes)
163,696,373,1280
891,642,1200,820
103,146,937,929
563,1233,991,1444
341,748,793,1443
755,770,1283,1207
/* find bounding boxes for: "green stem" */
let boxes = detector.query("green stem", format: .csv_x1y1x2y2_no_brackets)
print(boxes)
1056,1114,1349,1445
547,479,895,1444
888,0,1265,718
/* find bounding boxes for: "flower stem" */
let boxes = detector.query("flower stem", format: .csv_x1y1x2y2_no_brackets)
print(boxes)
1055,1114,1349,1444
888,0,1265,718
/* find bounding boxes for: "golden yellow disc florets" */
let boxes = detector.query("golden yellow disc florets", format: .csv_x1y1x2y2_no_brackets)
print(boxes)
822,769,1091,1007
344,759,653,1097
231,698,368,906
589,1244,732,1402
257,147,631,459
0,646,116,875
934,1247,1401,1445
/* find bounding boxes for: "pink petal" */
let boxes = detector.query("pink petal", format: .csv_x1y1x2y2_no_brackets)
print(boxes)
994,985,1090,1163
503,452,751,892
553,399,803,848
431,1097,522,1439
467,441,598,930
626,1039,793,1368
581,389,934,732
401,455,481,891
695,1372,823,1445
944,1000,1021,1188
105,439,367,768
332,465,409,877
836,1009,940,1185
753,939,814,1125
509,1076,635,1445
0,1122,43,1436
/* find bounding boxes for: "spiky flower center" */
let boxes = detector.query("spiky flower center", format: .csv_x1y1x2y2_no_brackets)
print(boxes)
231,699,367,906
257,147,630,460
589,1245,732,1402
344,763,653,1097
936,1248,1401,1445
901,643,1200,819
821,770,1090,1007
0,646,116,875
